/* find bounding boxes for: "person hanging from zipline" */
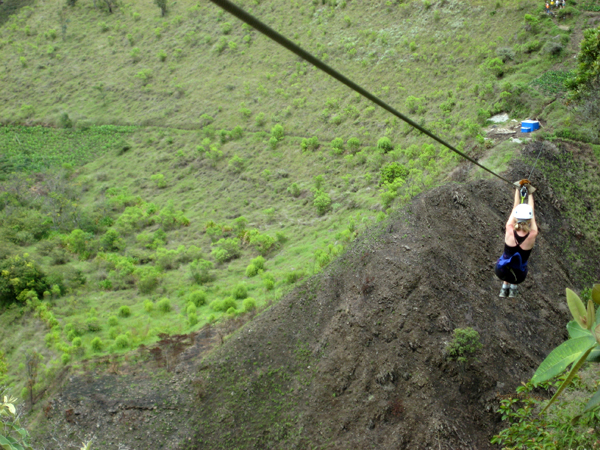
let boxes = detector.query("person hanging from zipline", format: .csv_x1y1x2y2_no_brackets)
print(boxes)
495,181,538,298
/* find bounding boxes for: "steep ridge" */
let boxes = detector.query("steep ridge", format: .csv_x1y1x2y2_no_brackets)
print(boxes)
185,143,599,449
32,141,600,449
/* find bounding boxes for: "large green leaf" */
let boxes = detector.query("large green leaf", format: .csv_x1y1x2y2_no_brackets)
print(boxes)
587,347,600,362
592,284,600,305
567,320,590,339
588,300,596,330
541,346,595,413
583,386,600,413
532,335,597,385
567,288,587,328
0,434,20,450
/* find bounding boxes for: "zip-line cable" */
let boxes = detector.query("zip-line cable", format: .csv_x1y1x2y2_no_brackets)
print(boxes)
208,0,514,186
528,147,543,180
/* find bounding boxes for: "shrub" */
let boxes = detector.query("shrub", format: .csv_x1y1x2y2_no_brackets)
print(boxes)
271,124,284,140
481,57,504,78
233,283,248,299
377,137,393,153
263,278,275,291
231,126,243,139
100,229,124,252
115,334,130,349
255,112,266,127
186,303,197,315
91,337,103,352
0,254,49,304
380,162,409,185
249,233,277,256
210,297,237,312
446,327,482,366
287,183,301,197
108,315,118,326
405,96,423,113
155,247,181,271
330,137,344,154
151,173,167,188
137,267,161,294
543,41,563,56
143,299,155,312
313,191,332,215
347,137,361,153
211,238,241,263
269,136,279,149
188,313,199,326
226,306,237,316
251,255,265,270
285,270,305,284
523,40,542,53
301,136,320,151
243,297,256,312
86,317,101,332
495,47,515,62
61,353,70,365
228,155,246,173
157,50,167,61
118,305,131,317
245,263,259,277
188,290,207,306
72,337,82,347
189,258,214,284
108,327,118,339
157,297,171,312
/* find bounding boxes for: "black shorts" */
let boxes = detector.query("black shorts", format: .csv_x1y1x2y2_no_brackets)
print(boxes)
495,263,528,284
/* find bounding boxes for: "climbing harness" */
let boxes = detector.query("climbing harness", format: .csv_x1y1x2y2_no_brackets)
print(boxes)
208,0,515,187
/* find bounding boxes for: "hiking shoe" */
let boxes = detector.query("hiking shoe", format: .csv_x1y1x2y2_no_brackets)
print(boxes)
509,287,518,298
499,288,509,298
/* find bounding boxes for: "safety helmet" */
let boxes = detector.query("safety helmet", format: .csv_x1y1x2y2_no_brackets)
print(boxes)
514,204,533,221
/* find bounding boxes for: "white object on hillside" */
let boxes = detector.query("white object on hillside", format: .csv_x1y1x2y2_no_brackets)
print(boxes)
489,113,509,123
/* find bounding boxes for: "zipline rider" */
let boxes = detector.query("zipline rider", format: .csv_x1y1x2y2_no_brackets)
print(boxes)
495,180,538,298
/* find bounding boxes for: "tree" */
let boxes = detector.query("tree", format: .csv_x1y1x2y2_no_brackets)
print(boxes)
155,0,168,16
24,351,42,406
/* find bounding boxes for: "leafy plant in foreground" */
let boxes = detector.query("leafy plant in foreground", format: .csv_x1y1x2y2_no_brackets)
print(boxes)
531,285,600,414
0,395,33,450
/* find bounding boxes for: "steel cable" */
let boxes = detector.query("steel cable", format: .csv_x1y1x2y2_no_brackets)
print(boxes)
209,0,514,186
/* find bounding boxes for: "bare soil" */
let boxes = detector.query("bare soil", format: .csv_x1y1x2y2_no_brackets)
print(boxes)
32,140,600,449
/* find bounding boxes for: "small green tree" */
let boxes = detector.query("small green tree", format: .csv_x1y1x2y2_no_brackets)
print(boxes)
155,0,168,16
446,327,482,370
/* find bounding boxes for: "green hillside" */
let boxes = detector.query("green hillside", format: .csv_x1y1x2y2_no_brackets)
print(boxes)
0,0,599,446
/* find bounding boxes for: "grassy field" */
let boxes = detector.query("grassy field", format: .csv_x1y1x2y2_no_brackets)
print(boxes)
0,0,593,409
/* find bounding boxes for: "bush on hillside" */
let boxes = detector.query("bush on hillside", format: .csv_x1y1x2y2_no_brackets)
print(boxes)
233,283,248,300
211,238,241,263
115,334,130,349
91,337,103,352
188,290,207,307
189,258,214,284
380,162,409,185
287,182,301,197
377,137,393,153
157,297,171,312
313,191,332,215
0,255,49,305
118,305,131,317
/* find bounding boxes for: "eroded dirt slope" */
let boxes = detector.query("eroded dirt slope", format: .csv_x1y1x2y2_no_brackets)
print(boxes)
34,141,600,449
